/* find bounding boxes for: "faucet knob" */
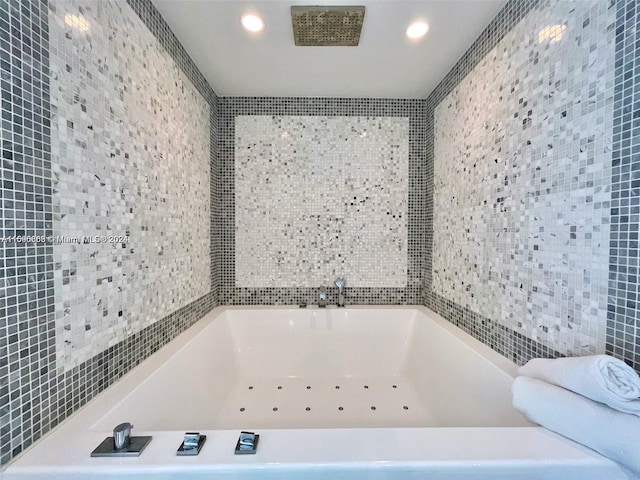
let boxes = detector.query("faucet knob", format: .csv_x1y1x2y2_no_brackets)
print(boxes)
113,422,133,450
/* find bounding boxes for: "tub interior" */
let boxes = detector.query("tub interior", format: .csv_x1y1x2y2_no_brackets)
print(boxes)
91,308,530,432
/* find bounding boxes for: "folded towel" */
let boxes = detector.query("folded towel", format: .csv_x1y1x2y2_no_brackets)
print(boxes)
518,355,640,415
512,376,640,476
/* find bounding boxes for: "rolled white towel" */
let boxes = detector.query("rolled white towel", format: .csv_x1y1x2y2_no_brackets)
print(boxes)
518,354,640,415
512,376,640,476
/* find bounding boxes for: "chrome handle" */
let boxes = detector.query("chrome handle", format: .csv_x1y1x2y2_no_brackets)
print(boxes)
334,277,346,307
319,287,327,308
113,422,133,450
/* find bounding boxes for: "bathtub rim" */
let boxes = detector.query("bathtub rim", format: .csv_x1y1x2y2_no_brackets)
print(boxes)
2,305,627,479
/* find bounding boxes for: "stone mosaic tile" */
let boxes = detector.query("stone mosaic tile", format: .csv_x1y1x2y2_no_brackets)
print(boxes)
0,0,54,465
219,98,426,305
606,0,640,369
0,0,218,467
48,0,211,370
235,115,409,288
2,0,638,470
419,0,640,371
431,0,615,357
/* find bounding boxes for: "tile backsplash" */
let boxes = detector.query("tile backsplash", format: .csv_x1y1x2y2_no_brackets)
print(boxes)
235,115,409,288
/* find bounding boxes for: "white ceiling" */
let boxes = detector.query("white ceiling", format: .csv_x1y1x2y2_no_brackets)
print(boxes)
151,0,508,99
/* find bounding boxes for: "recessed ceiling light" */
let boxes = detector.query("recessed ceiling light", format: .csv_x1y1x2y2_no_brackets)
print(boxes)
406,21,429,40
241,14,264,33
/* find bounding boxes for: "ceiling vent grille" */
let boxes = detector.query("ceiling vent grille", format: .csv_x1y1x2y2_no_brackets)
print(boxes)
291,6,365,46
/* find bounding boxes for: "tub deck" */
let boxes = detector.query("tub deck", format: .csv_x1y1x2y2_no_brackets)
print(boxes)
3,306,632,480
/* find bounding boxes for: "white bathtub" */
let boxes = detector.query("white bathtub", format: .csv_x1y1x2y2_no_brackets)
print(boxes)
3,306,631,479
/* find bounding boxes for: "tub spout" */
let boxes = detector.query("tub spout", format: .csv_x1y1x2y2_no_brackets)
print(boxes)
113,422,133,450
319,286,327,308
334,277,345,307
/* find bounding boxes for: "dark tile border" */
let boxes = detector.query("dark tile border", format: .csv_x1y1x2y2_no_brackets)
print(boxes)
126,0,215,105
0,0,54,465
218,97,426,305
606,0,640,370
428,292,564,366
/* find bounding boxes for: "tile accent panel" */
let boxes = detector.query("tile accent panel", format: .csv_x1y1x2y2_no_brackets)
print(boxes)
220,98,427,305
235,115,409,288
0,0,219,466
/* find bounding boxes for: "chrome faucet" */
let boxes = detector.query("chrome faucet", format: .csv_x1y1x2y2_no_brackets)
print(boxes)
113,422,133,450
318,286,327,308
334,277,345,307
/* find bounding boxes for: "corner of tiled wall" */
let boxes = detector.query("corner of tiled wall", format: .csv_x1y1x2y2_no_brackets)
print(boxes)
606,0,640,369
423,0,640,372
0,0,220,466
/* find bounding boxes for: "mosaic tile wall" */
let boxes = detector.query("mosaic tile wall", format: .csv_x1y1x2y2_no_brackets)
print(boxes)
607,0,640,368
423,0,640,371
0,0,54,466
0,0,219,466
432,0,614,357
49,0,211,370
235,115,409,288
219,98,427,305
